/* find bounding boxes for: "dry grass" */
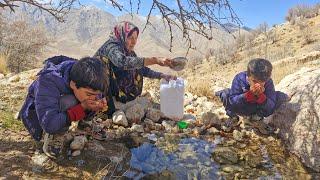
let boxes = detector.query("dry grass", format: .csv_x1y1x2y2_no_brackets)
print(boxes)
272,58,320,84
186,79,213,98
272,62,303,85
0,54,8,74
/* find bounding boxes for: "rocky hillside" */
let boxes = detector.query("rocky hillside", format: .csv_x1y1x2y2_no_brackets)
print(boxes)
3,4,248,60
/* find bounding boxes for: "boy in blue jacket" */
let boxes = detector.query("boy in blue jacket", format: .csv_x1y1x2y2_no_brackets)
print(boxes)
215,58,289,131
19,56,108,156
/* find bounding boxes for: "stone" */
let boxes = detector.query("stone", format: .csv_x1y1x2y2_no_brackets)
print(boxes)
146,108,161,122
8,75,20,82
102,119,113,129
184,92,194,106
196,96,208,106
233,130,243,141
200,112,221,127
125,104,145,124
130,124,144,133
112,110,128,127
221,165,244,173
0,73,4,79
207,127,220,135
202,101,215,112
70,136,88,150
161,121,173,132
245,152,263,168
266,67,320,172
72,150,81,157
212,147,238,164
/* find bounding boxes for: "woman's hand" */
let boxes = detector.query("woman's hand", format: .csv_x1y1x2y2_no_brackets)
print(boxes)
144,57,173,67
156,58,173,67
160,74,177,81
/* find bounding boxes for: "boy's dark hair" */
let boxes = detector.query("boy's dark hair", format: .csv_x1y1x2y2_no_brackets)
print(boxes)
247,58,272,81
70,57,108,91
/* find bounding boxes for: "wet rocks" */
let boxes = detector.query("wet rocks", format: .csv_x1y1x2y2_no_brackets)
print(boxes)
112,110,128,127
212,147,239,164
130,124,144,133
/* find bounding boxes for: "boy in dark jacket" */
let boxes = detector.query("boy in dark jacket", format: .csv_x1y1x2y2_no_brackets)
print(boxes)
19,56,108,157
216,58,289,132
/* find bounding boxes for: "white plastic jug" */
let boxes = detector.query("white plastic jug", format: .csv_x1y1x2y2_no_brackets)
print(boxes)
160,78,184,120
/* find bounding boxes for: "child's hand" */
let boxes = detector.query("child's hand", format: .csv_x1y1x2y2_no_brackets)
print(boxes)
251,83,265,96
81,98,107,112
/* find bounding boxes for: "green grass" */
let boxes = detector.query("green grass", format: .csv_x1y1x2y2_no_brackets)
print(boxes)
0,111,24,131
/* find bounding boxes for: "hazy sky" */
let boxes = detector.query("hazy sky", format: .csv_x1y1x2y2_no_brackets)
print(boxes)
81,0,320,28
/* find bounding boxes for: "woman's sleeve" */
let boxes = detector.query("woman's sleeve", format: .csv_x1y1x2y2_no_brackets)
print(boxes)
101,43,145,70
140,67,162,79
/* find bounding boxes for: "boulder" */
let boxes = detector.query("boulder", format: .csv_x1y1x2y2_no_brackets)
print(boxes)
125,104,145,124
112,110,128,127
266,67,320,172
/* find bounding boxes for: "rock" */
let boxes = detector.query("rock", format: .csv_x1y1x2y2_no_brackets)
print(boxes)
221,165,244,173
233,130,243,141
196,96,208,106
207,127,220,135
245,152,263,168
102,119,113,129
200,112,221,128
130,124,144,133
72,150,81,157
212,107,229,120
112,110,128,127
146,108,161,122
161,121,174,132
184,92,194,106
70,136,88,150
202,101,215,112
267,68,320,172
8,75,20,82
183,113,196,122
212,147,238,164
0,73,4,79
125,104,145,124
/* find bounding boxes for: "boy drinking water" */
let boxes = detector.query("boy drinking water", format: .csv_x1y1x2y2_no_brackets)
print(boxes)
19,56,108,157
215,58,290,132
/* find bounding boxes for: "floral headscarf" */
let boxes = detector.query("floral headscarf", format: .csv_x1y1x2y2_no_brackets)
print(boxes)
113,21,139,48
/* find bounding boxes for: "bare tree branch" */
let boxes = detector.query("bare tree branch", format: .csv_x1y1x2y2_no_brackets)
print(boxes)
0,0,78,22
105,0,241,53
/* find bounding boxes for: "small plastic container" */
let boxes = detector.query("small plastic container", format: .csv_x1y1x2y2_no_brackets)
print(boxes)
177,121,188,129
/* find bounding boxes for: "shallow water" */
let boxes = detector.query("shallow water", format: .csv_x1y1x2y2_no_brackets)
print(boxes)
123,134,311,180
125,137,222,179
